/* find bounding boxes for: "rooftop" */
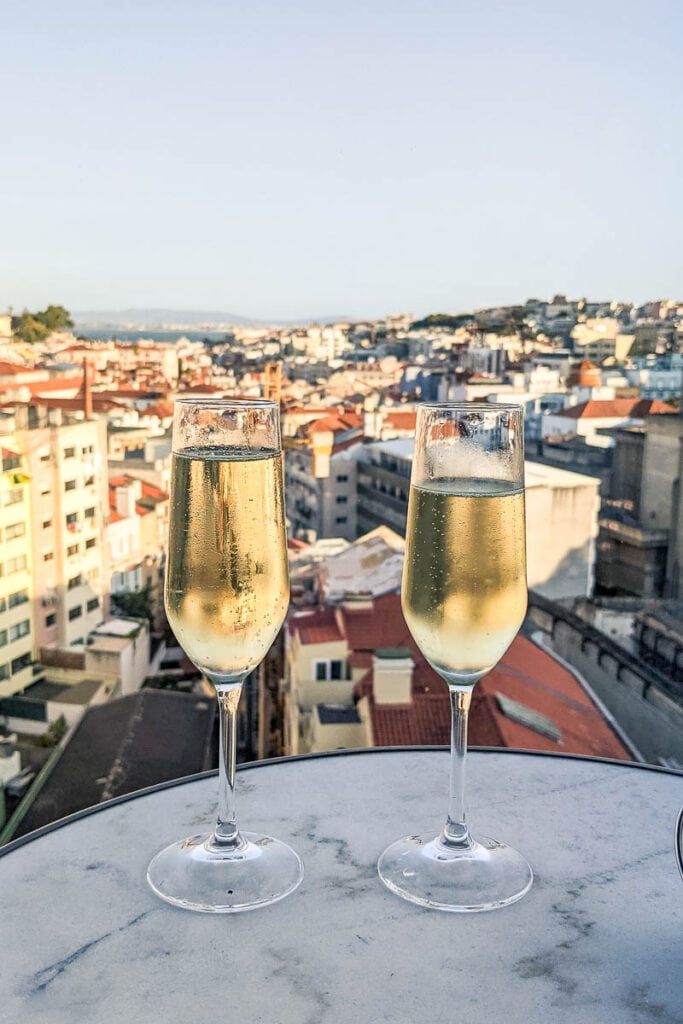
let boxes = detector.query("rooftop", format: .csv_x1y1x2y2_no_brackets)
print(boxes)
9,689,216,841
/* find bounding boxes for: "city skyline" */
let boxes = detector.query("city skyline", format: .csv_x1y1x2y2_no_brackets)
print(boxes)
2,0,682,319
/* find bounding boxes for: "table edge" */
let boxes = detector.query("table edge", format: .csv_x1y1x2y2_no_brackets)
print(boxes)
1,745,681,860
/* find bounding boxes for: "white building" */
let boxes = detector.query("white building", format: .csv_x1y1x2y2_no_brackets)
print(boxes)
356,438,601,599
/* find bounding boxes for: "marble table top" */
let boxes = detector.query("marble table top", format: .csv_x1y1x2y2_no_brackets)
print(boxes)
2,749,682,1024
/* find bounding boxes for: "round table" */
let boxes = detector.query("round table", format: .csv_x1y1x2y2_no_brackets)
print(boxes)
1,749,682,1024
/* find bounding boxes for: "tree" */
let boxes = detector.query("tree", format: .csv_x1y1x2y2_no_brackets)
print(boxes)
35,715,68,748
12,304,73,343
112,585,154,626
35,304,73,332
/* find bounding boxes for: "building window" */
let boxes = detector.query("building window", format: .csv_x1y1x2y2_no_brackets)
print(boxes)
40,484,51,497
335,516,348,525
42,518,52,529
85,507,96,519
2,452,20,472
68,575,82,590
9,620,30,642
39,451,50,462
63,446,76,459
82,445,94,455
68,606,83,621
46,613,57,627
5,521,26,540
336,496,348,505
336,474,348,483
67,544,79,557
65,479,77,492
11,652,31,674
6,555,27,575
0,663,8,681
87,597,100,612
66,512,79,530
85,537,97,550
8,589,29,609
314,659,344,681
0,630,7,648
43,551,54,562
3,488,23,507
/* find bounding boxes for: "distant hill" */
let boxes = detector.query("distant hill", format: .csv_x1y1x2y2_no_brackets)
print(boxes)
74,308,357,328
74,309,257,328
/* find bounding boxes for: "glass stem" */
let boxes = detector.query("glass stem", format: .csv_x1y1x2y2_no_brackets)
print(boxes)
443,685,474,847
211,680,244,850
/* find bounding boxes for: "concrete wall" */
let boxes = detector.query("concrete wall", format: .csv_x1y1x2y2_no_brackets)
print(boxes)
640,415,682,531
528,595,683,766
526,476,599,599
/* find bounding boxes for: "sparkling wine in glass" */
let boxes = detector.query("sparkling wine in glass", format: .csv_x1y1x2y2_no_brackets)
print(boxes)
377,402,533,912
147,398,303,912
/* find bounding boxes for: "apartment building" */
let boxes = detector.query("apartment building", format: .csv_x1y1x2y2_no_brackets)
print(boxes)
356,438,601,599
0,445,35,697
284,412,363,543
108,475,169,629
13,404,110,650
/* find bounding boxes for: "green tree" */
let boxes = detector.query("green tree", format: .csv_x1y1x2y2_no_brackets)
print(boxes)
12,304,73,343
12,313,50,344
34,304,73,332
35,715,68,748
112,585,154,626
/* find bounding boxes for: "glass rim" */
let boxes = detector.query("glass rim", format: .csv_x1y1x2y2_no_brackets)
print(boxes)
417,401,524,413
173,397,278,409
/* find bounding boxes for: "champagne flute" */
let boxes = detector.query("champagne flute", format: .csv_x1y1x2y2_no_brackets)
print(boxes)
377,402,533,912
147,398,303,912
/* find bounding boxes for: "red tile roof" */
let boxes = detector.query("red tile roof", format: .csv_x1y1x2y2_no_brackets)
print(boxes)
306,413,363,435
108,475,169,518
287,538,309,550
295,592,632,759
0,361,32,374
560,398,676,420
383,411,417,429
143,401,175,418
289,607,345,645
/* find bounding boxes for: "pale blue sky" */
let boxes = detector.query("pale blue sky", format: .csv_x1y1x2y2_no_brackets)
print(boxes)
1,0,681,321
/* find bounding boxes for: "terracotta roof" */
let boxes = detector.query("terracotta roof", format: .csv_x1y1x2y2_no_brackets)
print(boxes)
306,413,363,435
0,361,32,374
342,592,412,650
332,435,365,455
289,607,345,645
32,396,129,412
287,538,309,550
383,411,417,429
108,475,169,518
26,378,82,395
143,402,175,418
298,592,632,759
560,398,676,420
567,360,602,388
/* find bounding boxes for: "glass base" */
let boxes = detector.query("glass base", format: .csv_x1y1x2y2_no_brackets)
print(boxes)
147,831,304,913
377,831,533,913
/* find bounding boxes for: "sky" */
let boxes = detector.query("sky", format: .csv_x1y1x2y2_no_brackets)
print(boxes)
1,0,682,322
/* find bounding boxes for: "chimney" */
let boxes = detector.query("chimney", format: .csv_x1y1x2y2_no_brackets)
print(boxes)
83,358,93,419
115,481,141,517
372,648,414,705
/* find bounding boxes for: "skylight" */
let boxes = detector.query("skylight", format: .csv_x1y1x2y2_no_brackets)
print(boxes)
495,693,563,743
